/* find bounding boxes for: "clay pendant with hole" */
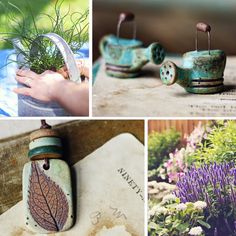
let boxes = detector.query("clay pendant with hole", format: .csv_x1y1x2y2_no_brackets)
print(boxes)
23,128,74,233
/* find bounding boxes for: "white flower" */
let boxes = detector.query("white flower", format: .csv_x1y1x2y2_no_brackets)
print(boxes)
149,205,167,216
176,203,187,211
189,226,203,235
155,206,168,215
149,205,159,216
194,201,207,210
162,194,176,204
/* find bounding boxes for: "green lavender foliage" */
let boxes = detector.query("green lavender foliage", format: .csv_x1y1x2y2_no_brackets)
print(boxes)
0,0,88,73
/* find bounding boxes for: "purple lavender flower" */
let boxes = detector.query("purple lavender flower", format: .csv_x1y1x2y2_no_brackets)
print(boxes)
175,162,236,235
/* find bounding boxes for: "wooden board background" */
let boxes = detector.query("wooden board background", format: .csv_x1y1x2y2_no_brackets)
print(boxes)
148,120,210,141
0,120,144,215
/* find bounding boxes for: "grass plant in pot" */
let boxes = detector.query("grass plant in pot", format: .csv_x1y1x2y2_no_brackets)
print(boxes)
1,0,89,116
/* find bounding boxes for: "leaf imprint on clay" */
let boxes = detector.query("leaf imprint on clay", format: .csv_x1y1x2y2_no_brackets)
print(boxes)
28,162,69,231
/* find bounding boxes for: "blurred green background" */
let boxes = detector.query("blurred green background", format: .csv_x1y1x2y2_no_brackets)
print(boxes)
93,0,236,60
0,0,89,49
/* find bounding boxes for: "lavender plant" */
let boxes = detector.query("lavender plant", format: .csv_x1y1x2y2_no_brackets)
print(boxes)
175,162,236,236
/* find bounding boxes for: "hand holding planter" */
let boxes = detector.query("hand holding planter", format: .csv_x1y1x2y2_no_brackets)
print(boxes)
12,33,81,116
100,12,165,78
160,23,226,94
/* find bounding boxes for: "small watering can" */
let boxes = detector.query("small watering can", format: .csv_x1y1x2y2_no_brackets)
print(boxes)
160,23,226,94
12,33,81,116
100,12,165,78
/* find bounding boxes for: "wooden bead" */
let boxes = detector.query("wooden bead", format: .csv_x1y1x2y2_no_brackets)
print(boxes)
29,153,62,160
30,129,59,141
28,146,63,160
29,137,62,150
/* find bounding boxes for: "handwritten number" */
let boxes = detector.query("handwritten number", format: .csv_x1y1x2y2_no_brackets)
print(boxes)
89,211,101,225
109,206,127,220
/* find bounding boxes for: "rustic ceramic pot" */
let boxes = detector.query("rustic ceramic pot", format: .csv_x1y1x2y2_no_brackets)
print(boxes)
100,12,165,78
160,23,226,94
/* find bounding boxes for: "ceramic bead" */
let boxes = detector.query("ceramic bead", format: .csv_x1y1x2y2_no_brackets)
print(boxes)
29,137,62,150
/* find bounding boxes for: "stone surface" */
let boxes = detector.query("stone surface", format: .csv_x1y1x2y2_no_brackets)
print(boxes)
23,159,73,233
0,120,144,214
148,181,176,202
0,133,144,236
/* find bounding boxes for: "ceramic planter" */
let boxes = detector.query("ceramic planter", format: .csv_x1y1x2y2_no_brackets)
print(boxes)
100,12,165,78
160,23,226,94
13,33,81,116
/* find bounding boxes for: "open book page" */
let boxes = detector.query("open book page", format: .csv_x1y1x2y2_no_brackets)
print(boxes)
93,57,236,117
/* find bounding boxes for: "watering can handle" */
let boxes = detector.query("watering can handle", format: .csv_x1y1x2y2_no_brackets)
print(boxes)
116,12,136,42
30,33,81,83
195,22,211,54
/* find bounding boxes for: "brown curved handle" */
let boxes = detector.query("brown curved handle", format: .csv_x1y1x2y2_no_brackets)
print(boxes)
195,22,211,53
119,12,135,24
117,12,136,40
196,22,211,33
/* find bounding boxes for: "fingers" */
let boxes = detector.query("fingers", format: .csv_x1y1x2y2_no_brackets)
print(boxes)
15,76,34,87
13,87,32,96
76,60,89,78
57,67,69,79
16,69,39,79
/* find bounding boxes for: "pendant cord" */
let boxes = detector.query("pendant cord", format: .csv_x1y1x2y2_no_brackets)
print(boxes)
40,120,51,170
40,119,51,129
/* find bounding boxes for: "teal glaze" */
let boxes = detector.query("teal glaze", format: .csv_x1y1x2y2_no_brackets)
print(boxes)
100,34,165,78
28,145,63,159
160,49,226,94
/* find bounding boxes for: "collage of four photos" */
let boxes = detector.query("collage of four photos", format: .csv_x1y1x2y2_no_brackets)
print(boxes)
1,0,236,235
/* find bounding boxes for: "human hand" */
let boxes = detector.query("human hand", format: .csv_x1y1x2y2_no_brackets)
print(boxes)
14,69,66,102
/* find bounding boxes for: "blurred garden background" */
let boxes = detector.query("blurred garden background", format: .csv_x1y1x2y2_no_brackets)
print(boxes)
148,120,236,236
93,0,236,60
0,0,89,49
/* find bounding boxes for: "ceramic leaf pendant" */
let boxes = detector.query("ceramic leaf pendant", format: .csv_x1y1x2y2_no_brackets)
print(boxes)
23,121,74,233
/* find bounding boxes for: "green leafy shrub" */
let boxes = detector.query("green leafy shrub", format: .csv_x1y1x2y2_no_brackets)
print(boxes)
188,120,236,166
148,194,209,236
148,129,180,170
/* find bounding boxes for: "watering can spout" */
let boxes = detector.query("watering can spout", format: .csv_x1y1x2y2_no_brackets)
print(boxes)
145,42,165,65
12,38,27,68
160,61,189,88
132,42,165,70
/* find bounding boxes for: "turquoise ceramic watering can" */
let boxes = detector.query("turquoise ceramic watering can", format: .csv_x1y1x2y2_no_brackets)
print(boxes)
160,23,226,94
100,12,165,78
